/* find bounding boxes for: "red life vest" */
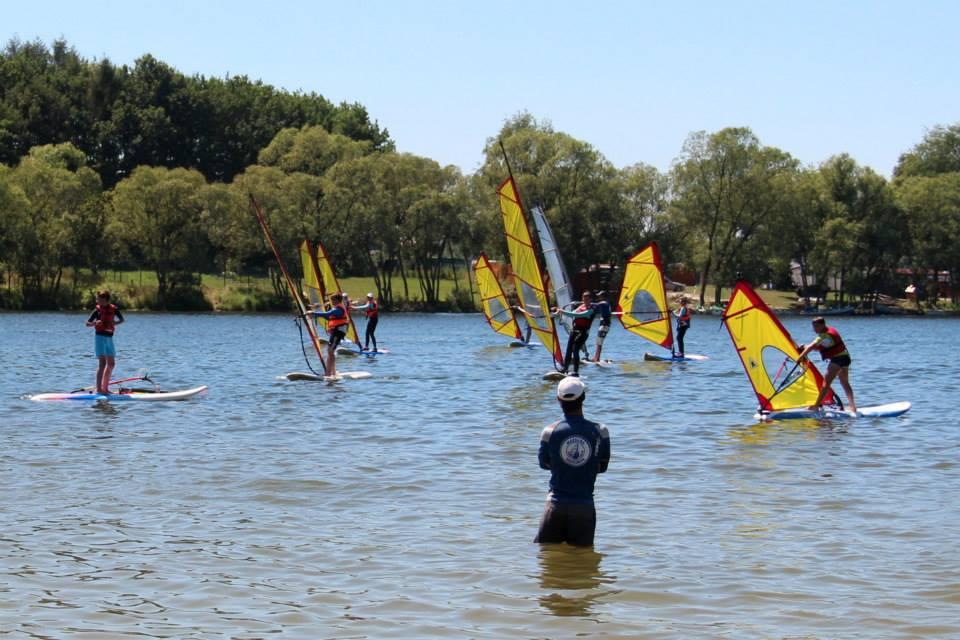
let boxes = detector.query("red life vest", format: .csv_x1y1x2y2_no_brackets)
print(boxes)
327,303,350,331
95,303,118,335
677,305,691,327
572,303,595,330
816,326,847,359
366,300,379,319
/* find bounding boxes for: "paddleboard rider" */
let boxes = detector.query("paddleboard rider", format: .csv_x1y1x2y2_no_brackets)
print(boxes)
306,292,349,377
554,290,595,377
85,290,124,395
351,292,381,352
591,290,612,362
535,377,610,547
797,316,857,413
674,296,691,358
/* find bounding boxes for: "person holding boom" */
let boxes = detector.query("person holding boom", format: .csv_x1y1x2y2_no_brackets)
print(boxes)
306,292,350,378
796,316,857,413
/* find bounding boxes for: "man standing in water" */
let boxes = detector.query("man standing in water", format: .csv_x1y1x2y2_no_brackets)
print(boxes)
797,316,857,413
535,377,610,547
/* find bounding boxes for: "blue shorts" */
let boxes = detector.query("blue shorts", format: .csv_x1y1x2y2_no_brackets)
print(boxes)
95,334,117,357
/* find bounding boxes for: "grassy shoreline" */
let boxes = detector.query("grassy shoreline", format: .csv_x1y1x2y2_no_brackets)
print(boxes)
2,270,932,314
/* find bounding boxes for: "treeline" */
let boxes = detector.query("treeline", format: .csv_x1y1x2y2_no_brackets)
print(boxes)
1,39,959,312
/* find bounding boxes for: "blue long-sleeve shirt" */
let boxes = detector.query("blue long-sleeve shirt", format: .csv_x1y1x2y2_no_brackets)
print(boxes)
538,414,610,504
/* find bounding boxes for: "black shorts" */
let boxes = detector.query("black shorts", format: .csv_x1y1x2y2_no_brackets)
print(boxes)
829,354,852,367
329,328,346,349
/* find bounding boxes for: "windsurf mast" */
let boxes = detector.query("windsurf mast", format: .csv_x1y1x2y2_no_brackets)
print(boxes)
250,194,327,375
617,242,674,352
721,280,836,411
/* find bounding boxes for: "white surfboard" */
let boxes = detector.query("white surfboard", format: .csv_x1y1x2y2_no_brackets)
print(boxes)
756,401,912,422
30,386,208,402
643,351,709,362
284,371,372,382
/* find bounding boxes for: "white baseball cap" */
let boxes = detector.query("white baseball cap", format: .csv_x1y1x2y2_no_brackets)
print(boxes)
366,292,374,298
556,377,586,401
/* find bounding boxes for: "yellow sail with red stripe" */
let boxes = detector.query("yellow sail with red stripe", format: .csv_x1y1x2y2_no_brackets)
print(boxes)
497,176,564,368
722,281,835,410
474,252,522,340
617,242,673,351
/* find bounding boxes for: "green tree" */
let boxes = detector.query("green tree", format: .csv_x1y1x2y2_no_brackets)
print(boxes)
109,166,210,307
671,128,798,307
894,173,960,305
894,123,960,178
258,125,370,176
478,113,624,281
4,143,102,307
812,155,905,303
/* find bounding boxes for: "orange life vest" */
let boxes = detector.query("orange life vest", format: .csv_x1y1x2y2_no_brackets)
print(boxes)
327,303,350,331
95,303,118,335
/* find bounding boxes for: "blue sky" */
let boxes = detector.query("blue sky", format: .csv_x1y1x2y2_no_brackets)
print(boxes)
6,0,958,177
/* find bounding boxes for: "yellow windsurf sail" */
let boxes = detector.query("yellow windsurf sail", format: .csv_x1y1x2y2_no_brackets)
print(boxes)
497,176,564,368
313,240,361,346
617,242,673,351
300,239,326,306
474,252,522,340
722,281,835,411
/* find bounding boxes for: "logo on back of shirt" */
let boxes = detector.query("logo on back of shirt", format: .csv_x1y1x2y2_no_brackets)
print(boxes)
560,435,592,467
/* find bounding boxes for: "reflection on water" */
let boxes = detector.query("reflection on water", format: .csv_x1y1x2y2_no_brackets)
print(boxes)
537,545,612,617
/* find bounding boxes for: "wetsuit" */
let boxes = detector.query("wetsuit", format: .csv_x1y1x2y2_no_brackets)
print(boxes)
594,299,612,348
675,305,691,357
354,299,379,351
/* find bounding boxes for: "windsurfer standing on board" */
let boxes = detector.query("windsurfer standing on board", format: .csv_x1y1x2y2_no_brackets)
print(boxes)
674,296,691,358
590,290,612,362
554,290,596,377
351,292,381,352
535,377,610,547
796,316,857,413
85,290,124,395
306,292,349,378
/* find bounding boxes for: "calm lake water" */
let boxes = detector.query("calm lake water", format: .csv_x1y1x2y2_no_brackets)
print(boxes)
2,311,958,638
